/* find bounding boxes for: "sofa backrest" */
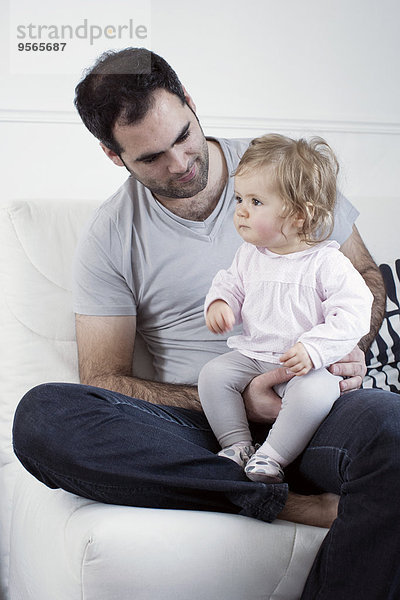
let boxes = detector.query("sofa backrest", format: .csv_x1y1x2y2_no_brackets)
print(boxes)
0,200,99,466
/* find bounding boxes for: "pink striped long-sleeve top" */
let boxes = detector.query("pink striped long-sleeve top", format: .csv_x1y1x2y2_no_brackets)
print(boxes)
204,240,373,369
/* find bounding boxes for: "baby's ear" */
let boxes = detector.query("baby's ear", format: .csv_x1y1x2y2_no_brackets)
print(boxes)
297,202,315,227
293,213,306,229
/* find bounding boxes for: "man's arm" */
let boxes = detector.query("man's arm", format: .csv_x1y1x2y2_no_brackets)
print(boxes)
327,225,386,390
75,314,202,411
339,225,386,352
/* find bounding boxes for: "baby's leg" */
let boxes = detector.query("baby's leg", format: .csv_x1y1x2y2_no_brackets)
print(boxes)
198,352,265,465
246,369,341,482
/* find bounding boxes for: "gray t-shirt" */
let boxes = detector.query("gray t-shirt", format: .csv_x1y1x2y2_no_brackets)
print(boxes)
73,137,359,386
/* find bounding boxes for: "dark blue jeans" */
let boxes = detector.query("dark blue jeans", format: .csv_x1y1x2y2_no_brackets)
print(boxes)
13,383,400,599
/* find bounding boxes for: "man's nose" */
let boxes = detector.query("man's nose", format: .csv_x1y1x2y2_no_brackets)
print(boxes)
167,149,188,174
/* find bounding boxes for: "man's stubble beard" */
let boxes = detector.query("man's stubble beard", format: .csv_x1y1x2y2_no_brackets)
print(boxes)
122,134,210,200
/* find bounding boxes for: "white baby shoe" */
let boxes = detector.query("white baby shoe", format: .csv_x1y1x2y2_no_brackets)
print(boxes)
218,443,256,468
245,452,285,483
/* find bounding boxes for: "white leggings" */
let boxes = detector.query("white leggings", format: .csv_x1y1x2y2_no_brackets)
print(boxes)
198,350,342,465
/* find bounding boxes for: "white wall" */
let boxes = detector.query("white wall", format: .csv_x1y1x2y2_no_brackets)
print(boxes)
1,0,399,204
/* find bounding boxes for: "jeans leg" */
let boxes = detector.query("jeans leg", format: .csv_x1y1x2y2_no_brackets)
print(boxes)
285,388,400,600
13,382,287,522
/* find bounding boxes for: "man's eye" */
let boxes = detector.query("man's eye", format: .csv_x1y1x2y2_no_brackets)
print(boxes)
143,156,158,164
177,129,190,144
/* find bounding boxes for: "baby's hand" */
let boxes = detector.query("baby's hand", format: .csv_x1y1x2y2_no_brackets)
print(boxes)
206,300,235,334
280,342,313,376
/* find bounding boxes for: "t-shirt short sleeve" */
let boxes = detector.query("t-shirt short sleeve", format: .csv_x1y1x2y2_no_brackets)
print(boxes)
72,208,137,316
330,191,359,245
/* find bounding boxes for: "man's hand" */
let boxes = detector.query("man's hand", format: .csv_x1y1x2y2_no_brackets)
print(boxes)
243,367,294,423
206,300,235,334
328,345,367,393
280,342,313,376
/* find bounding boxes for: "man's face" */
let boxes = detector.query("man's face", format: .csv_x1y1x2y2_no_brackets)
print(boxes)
110,89,209,200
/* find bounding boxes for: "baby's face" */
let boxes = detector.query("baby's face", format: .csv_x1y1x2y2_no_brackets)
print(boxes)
233,167,304,254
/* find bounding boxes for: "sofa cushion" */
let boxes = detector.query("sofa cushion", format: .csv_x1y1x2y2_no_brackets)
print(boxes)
9,468,328,600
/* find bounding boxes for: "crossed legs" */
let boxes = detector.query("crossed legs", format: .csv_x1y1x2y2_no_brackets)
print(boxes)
12,381,400,598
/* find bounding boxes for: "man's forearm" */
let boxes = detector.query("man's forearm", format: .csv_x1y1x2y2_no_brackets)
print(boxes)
340,226,386,353
358,264,386,352
87,373,202,411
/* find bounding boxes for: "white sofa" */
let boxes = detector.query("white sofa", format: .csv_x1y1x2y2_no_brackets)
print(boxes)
0,197,398,600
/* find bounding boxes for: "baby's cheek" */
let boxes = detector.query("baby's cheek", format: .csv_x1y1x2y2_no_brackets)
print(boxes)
254,221,274,237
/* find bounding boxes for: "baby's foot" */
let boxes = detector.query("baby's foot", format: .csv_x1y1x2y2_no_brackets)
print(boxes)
218,443,256,468
245,452,284,483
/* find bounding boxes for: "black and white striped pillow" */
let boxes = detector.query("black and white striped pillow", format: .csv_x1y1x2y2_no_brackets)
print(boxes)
364,260,400,393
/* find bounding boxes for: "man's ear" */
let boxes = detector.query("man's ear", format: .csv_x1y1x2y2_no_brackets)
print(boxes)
182,86,197,113
100,143,125,167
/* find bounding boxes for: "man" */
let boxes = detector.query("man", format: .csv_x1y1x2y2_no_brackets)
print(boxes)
13,48,400,599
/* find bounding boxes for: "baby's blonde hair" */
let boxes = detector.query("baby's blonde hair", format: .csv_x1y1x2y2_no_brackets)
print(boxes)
235,133,339,244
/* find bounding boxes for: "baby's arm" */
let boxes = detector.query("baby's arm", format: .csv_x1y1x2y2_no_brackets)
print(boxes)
297,249,373,370
280,342,313,376
204,245,246,327
206,300,235,334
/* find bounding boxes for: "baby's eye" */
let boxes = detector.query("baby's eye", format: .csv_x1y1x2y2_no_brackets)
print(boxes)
252,198,262,206
235,195,242,203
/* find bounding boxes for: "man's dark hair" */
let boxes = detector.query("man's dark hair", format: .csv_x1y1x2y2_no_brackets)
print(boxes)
74,47,186,155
